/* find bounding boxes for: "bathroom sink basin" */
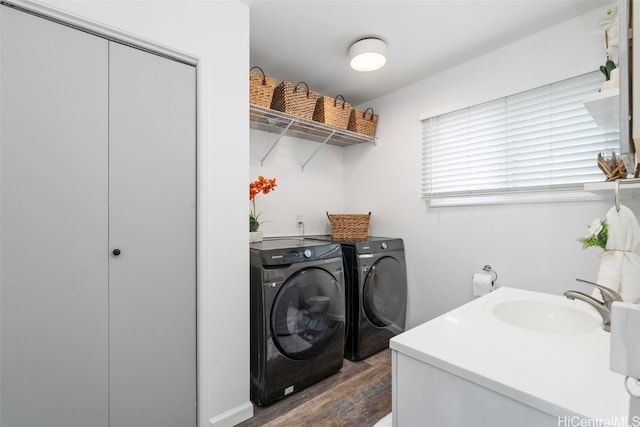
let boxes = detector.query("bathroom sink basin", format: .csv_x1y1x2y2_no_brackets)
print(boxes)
490,299,601,334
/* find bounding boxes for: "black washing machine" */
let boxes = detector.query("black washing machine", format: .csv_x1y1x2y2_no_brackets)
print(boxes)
308,236,407,361
249,238,346,406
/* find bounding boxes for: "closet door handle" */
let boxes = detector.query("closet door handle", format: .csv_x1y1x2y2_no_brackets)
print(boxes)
112,249,121,256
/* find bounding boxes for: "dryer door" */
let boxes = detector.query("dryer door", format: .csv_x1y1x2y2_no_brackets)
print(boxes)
363,255,407,334
271,267,345,360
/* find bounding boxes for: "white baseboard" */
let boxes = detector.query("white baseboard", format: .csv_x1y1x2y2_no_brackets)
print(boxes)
374,412,392,427
208,401,254,427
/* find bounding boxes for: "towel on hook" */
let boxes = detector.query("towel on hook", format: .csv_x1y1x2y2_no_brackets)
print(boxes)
596,205,640,303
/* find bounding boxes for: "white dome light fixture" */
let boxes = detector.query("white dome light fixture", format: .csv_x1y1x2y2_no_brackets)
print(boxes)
349,37,387,72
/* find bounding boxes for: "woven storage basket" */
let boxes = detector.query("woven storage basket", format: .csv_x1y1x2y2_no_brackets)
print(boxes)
313,95,352,129
270,81,319,120
326,212,371,241
347,107,379,137
249,66,276,108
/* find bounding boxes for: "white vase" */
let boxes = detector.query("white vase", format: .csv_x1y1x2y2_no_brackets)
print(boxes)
249,230,263,243
600,68,619,92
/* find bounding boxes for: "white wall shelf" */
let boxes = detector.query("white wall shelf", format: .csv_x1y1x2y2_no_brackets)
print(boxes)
249,103,375,170
583,88,620,130
583,179,640,205
584,179,640,193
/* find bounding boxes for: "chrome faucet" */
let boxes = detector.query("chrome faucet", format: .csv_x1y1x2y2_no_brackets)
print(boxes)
563,278,623,332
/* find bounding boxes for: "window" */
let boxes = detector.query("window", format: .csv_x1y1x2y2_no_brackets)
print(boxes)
421,71,620,207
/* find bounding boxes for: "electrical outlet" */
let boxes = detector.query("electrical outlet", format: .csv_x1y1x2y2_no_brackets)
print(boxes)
295,215,304,236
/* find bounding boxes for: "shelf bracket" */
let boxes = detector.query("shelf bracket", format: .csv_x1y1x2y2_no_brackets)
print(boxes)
260,119,294,165
301,130,336,171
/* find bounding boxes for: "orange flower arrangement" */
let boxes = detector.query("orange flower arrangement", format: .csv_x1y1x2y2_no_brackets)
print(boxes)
249,176,277,232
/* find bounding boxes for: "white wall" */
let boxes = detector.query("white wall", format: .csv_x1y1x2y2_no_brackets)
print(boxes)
35,1,251,426
343,4,640,328
250,130,344,236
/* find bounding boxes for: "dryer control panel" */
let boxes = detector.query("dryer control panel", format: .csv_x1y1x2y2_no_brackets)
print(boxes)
355,238,404,255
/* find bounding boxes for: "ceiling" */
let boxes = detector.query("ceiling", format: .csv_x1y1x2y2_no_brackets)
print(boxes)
242,0,611,106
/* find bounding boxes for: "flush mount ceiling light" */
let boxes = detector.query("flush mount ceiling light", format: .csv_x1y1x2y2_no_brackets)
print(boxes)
349,38,387,72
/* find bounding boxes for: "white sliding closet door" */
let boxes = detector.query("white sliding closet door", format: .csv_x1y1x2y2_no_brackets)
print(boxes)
108,42,197,427
1,6,110,427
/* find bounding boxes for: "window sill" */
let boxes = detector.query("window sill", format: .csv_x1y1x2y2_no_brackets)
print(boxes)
427,190,611,208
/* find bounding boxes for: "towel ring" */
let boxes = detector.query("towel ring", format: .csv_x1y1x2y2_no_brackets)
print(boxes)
615,180,621,212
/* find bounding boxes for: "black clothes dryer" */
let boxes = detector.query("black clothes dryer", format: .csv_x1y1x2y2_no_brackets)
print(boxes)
308,236,407,361
249,238,346,406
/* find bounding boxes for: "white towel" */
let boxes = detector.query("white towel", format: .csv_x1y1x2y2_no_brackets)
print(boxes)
596,205,640,303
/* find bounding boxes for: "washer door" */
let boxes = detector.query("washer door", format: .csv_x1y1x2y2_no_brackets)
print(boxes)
363,256,407,333
271,267,344,360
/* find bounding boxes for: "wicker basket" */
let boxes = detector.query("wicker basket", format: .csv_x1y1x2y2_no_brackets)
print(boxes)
249,66,276,108
313,95,352,129
270,81,319,120
347,107,379,137
326,212,371,241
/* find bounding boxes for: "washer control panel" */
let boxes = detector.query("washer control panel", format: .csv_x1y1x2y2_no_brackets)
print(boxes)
252,239,342,266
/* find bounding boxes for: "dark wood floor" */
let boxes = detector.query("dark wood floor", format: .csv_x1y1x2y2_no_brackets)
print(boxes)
236,349,391,427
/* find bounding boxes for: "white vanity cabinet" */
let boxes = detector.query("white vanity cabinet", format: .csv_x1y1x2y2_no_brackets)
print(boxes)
1,5,196,427
392,352,557,427
390,288,629,427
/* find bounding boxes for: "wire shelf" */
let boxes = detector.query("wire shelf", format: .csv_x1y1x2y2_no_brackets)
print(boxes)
250,104,374,147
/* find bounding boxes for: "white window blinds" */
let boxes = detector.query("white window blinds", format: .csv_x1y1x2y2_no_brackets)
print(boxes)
421,71,620,206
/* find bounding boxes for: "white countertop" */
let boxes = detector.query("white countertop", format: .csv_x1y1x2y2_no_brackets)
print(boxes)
390,287,629,420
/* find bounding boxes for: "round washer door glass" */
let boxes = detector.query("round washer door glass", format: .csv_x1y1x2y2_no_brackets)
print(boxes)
363,256,407,333
271,267,345,360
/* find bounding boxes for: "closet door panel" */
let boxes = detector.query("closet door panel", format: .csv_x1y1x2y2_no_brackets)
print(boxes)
0,6,109,427
108,42,196,427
